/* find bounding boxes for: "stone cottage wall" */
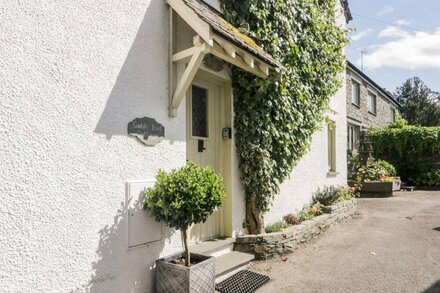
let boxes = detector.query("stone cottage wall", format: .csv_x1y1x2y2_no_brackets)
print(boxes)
346,69,399,128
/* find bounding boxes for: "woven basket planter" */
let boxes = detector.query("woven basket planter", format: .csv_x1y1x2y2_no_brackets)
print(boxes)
156,252,215,293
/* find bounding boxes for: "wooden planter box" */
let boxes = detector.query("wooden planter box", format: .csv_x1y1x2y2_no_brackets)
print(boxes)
360,181,393,198
388,177,401,191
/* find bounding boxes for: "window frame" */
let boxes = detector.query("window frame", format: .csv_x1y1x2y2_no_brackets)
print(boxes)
189,85,210,141
367,91,377,114
327,122,337,173
351,80,360,106
391,107,396,122
347,123,360,151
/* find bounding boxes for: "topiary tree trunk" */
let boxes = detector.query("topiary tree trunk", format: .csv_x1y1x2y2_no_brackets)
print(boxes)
182,230,190,266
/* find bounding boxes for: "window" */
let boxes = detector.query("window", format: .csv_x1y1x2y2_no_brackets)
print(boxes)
328,122,336,172
391,108,396,122
347,124,360,151
368,92,376,114
351,81,360,106
191,85,209,138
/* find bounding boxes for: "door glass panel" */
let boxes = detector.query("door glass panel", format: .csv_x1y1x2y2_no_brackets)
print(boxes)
192,85,208,138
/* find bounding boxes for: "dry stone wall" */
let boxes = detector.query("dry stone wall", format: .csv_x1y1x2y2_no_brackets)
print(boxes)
235,199,357,260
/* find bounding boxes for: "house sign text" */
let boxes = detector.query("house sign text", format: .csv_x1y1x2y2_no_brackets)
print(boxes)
128,117,165,146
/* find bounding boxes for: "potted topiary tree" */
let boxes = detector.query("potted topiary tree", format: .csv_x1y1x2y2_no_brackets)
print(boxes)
144,161,225,293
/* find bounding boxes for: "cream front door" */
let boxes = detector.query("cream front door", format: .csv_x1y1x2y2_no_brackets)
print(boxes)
186,77,222,243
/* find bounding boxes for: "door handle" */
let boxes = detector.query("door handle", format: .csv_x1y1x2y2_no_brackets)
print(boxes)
198,140,206,152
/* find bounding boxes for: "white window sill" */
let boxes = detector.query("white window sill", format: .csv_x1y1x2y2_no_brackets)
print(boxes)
327,171,339,178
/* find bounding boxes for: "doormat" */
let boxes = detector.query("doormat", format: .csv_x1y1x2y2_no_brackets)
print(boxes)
215,270,270,293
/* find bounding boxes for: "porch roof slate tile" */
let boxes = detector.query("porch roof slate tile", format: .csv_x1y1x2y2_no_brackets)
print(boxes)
182,0,281,68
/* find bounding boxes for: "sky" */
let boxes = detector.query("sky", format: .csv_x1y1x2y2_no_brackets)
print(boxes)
347,0,440,94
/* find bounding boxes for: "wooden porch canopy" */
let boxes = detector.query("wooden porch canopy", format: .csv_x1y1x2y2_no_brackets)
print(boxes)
167,0,280,117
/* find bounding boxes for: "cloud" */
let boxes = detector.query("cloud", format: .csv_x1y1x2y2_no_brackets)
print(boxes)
361,27,440,70
378,26,410,38
351,29,373,42
394,19,412,26
376,5,395,16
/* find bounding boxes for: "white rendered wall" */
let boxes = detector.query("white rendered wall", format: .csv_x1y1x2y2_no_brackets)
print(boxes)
1,0,348,291
264,4,348,225
0,0,188,292
265,79,348,224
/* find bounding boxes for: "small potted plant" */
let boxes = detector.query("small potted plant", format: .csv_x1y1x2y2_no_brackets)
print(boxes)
145,161,225,293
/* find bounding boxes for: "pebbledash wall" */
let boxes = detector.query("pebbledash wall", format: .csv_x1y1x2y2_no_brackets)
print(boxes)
1,0,187,292
0,0,347,292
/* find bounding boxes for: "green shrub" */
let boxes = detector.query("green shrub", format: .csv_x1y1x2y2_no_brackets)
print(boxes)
388,117,408,129
298,203,323,222
410,169,440,186
265,221,288,233
313,185,356,206
369,125,440,158
356,158,397,182
312,186,339,206
369,125,440,182
144,161,225,266
375,160,397,177
348,151,361,182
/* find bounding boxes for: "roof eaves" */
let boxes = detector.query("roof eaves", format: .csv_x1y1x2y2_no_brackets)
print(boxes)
340,0,353,23
182,0,281,68
347,61,400,108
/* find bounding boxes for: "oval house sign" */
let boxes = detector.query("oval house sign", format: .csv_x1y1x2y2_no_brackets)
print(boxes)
128,117,165,146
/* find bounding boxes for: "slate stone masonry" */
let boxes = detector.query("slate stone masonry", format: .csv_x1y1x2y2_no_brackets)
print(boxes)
234,199,357,260
346,68,399,129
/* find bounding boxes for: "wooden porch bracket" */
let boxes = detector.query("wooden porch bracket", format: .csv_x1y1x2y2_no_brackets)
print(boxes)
167,0,277,117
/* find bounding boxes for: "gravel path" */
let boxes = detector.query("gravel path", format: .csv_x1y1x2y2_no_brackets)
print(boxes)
252,191,440,293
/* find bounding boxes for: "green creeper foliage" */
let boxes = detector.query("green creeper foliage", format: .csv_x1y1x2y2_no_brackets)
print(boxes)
369,126,440,159
220,0,349,213
369,124,440,182
144,161,226,231
410,169,440,187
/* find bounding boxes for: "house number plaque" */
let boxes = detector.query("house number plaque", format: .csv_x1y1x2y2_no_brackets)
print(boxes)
128,117,165,146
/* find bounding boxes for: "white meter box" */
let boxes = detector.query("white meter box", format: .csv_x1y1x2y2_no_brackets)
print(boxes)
126,180,162,247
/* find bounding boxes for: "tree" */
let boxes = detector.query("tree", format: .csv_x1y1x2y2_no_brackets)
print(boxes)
394,77,440,126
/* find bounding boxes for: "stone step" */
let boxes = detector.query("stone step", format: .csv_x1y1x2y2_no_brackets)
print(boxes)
215,251,255,282
190,237,234,258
